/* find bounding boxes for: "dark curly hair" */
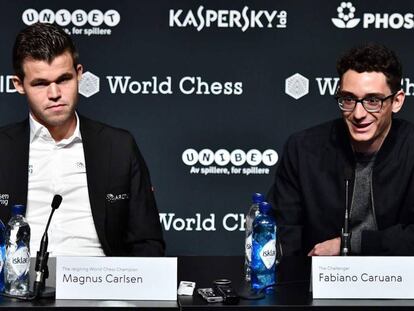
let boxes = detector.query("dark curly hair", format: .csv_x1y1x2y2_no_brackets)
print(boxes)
336,43,402,93
13,22,78,80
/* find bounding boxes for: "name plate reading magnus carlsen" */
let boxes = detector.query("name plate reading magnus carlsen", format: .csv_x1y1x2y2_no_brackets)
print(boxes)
56,257,177,300
312,257,414,299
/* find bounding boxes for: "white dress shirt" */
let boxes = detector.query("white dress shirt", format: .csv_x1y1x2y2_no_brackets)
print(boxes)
26,113,105,257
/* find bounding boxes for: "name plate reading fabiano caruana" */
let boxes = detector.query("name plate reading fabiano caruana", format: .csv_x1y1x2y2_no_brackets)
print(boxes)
312,257,414,299
56,257,177,300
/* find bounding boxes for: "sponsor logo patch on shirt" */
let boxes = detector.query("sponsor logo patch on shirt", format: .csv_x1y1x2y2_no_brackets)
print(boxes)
75,162,85,170
106,193,130,203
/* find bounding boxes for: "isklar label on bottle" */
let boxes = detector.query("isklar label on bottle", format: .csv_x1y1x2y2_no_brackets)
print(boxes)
260,239,276,269
8,247,30,278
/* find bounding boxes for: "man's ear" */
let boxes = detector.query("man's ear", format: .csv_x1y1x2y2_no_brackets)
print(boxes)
392,90,405,113
12,76,25,95
76,64,83,82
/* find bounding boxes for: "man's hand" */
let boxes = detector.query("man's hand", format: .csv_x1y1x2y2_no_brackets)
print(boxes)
307,237,341,256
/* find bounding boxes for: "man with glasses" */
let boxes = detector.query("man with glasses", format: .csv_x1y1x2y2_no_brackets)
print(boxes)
269,43,413,256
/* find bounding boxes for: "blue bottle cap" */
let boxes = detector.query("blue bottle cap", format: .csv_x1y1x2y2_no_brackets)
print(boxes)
252,192,264,204
12,204,26,216
259,201,272,214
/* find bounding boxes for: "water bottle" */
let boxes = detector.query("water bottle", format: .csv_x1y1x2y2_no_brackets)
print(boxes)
251,201,276,292
0,219,6,292
244,192,264,282
4,204,31,296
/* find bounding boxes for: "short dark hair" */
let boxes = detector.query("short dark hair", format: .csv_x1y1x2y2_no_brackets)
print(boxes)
13,22,79,80
336,43,402,93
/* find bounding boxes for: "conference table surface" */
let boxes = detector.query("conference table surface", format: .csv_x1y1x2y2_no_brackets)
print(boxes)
0,256,414,310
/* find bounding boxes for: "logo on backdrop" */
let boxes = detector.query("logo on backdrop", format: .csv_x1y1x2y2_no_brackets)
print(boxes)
21,9,120,36
284,73,414,99
1,73,243,97
106,76,243,95
0,194,9,207
331,2,360,29
0,76,16,93
331,2,414,29
159,212,248,232
79,72,100,98
169,6,287,31
79,74,243,97
182,148,278,176
285,73,309,100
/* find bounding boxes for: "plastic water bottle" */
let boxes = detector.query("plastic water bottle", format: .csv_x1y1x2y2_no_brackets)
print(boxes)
251,201,276,292
0,219,6,292
4,204,31,296
244,192,264,282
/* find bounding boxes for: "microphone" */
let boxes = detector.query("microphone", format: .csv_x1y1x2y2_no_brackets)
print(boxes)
33,194,62,298
341,168,352,256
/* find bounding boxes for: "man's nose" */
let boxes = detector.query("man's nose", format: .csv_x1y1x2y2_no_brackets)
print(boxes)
47,83,61,100
352,101,368,119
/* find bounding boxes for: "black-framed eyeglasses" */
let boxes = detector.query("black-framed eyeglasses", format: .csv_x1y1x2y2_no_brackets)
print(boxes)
335,92,397,113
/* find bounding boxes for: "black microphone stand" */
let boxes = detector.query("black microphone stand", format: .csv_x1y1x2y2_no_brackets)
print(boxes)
32,195,62,299
33,229,53,297
341,172,351,256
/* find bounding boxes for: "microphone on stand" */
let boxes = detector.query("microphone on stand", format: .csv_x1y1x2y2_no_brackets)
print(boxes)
32,194,62,299
341,168,353,256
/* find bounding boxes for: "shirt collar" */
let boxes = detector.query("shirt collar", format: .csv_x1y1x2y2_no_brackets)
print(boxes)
29,112,82,145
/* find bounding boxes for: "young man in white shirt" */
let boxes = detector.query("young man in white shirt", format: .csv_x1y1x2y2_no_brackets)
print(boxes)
0,22,165,257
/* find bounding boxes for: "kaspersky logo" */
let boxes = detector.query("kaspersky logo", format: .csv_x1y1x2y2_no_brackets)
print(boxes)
331,2,360,29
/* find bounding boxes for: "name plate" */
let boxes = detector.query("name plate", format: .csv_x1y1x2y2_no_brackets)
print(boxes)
56,257,177,300
312,257,414,299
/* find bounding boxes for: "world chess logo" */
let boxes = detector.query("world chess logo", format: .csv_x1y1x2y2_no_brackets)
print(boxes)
285,73,309,100
331,2,360,28
79,71,100,98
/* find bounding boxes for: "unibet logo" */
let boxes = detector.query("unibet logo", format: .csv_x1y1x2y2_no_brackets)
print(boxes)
79,71,100,98
331,2,360,29
285,73,309,100
182,149,278,166
22,9,120,27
